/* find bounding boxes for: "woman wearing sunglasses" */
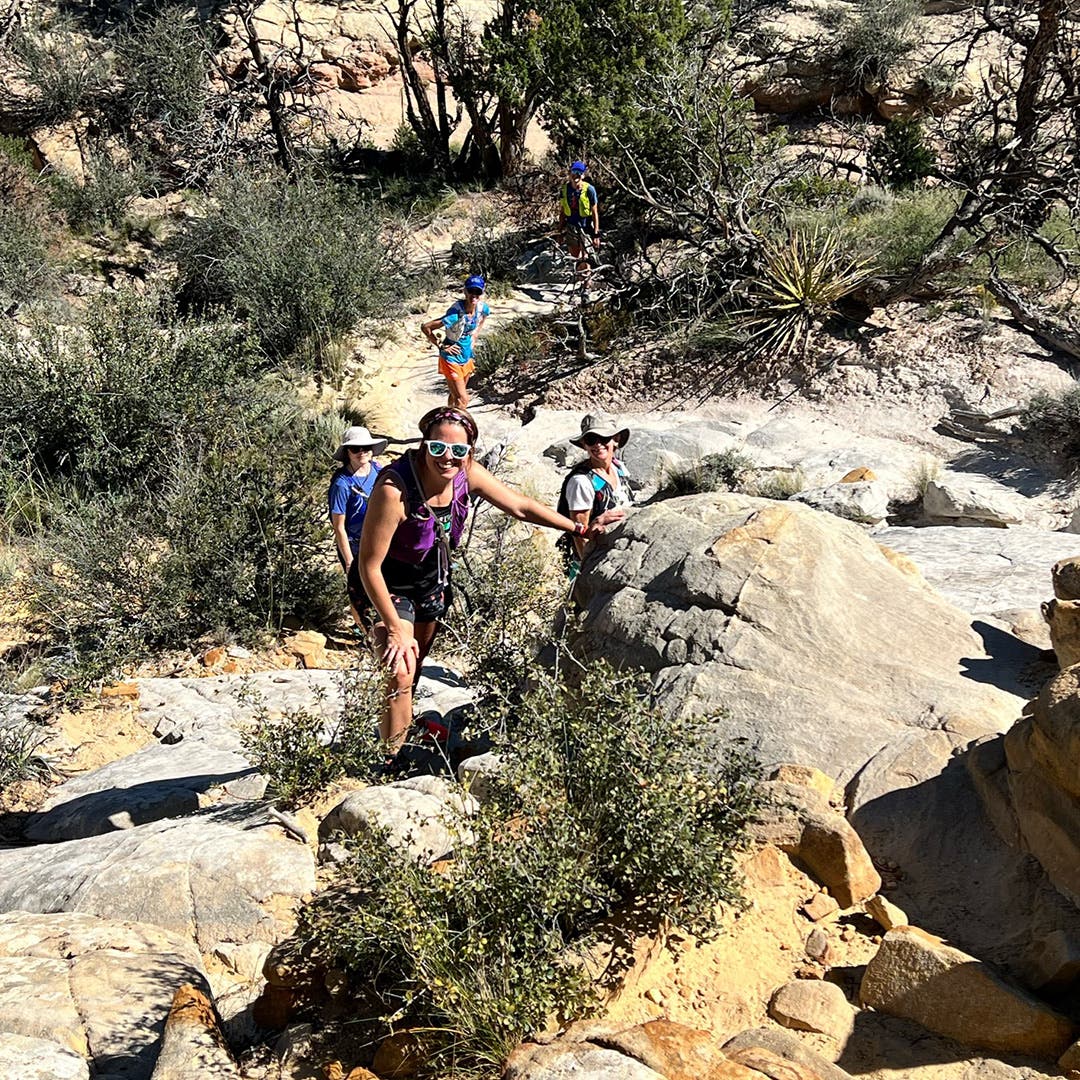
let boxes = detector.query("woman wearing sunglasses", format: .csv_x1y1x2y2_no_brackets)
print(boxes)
556,413,634,580
357,406,624,766
421,275,490,411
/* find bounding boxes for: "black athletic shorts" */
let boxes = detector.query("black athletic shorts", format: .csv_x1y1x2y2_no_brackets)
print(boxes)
347,553,453,625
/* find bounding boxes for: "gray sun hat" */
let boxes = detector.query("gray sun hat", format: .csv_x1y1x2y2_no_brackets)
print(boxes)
570,412,630,449
333,425,388,461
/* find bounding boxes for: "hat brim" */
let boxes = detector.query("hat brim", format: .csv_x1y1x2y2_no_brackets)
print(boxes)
570,428,629,449
334,438,389,461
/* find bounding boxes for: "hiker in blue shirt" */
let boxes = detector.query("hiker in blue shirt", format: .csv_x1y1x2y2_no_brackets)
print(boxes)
421,276,491,410
328,425,388,623
558,161,600,280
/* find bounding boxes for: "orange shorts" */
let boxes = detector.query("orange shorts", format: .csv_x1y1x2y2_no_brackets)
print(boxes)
438,355,474,383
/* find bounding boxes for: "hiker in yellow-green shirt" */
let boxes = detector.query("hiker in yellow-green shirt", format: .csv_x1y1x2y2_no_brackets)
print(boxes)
558,161,600,281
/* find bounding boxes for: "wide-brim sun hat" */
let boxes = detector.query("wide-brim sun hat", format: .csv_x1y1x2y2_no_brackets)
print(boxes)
333,425,388,461
570,412,630,449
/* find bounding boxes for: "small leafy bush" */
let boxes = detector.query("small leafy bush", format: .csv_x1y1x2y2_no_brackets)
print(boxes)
50,151,145,231
846,188,960,275
0,205,54,311
750,468,806,500
240,662,384,806
291,658,763,1073
449,209,526,291
869,119,935,190
170,168,403,373
661,449,756,495
473,317,546,377
1019,384,1080,475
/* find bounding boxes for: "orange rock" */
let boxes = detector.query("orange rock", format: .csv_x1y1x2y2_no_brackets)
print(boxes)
840,467,876,483
202,646,226,668
286,630,329,670
101,681,139,699
372,1031,426,1078
221,660,240,674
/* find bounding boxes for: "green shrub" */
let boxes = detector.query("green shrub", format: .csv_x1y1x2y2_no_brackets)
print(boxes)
10,22,111,127
291,658,763,1073
170,168,403,373
1020,384,1080,475
831,0,921,89
0,205,54,311
473,317,546,377
240,661,386,807
661,449,756,495
448,513,563,710
0,716,52,791
869,119,935,190
0,291,257,498
749,468,805,499
50,151,145,231
846,188,961,274
112,8,209,137
449,208,526,290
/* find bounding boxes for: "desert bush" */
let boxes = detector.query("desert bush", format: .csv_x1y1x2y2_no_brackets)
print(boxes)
473,317,546,377
868,119,935,190
906,455,942,499
50,151,145,231
170,168,403,372
292,657,763,1073
1019,384,1080,474
661,449,756,495
9,21,112,127
449,209,526,290
831,0,921,89
0,291,257,499
111,8,209,138
447,513,564,710
240,661,386,806
748,468,806,499
0,715,52,791
0,205,54,311
846,188,961,274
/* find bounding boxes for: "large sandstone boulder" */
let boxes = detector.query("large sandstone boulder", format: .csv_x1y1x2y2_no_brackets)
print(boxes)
0,806,315,954
860,926,1074,1059
768,980,854,1040
319,776,477,865
505,1019,852,1080
996,668,1080,906
923,474,1026,527
574,494,1020,783
752,781,880,907
0,1033,89,1079
0,911,209,1080
149,985,239,1080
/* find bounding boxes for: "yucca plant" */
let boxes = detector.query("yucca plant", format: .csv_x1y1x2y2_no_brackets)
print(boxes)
738,229,872,362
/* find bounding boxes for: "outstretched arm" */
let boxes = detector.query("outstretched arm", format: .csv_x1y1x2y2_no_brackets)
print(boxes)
467,460,624,539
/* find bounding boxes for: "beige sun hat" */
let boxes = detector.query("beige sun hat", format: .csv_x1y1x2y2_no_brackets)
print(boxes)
570,412,630,449
333,425,389,461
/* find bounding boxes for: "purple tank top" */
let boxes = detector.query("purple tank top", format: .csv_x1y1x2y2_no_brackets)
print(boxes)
382,452,470,565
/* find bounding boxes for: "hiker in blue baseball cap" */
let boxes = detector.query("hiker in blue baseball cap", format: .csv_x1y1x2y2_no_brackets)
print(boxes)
421,275,491,410
558,161,601,285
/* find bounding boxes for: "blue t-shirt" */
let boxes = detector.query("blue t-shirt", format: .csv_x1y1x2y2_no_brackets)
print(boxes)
441,300,490,359
328,464,381,549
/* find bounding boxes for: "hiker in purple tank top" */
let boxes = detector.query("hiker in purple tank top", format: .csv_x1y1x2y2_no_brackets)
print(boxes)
357,406,626,770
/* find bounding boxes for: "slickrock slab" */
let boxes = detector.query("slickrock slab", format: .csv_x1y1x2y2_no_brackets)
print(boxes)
0,911,208,1080
576,494,1020,785
877,526,1080,617
860,927,1074,1059
0,806,315,953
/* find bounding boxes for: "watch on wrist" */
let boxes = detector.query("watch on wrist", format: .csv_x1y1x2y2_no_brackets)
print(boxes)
572,521,587,537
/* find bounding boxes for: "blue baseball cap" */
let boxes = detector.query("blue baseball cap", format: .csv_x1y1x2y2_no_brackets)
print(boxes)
465,275,485,292
569,160,587,174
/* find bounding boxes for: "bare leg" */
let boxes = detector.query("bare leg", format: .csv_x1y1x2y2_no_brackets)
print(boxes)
443,369,469,410
373,620,417,752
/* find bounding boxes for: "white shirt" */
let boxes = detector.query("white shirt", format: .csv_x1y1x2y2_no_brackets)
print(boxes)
565,466,631,513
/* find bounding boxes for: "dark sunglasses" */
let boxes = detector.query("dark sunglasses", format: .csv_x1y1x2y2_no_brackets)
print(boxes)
583,434,614,447
466,288,484,297
346,445,372,453
425,440,471,459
